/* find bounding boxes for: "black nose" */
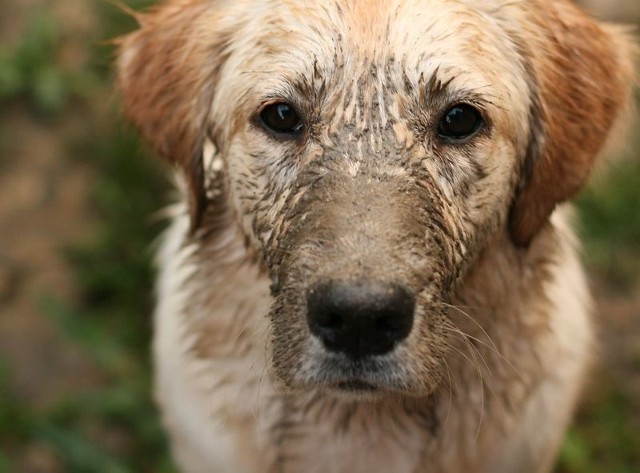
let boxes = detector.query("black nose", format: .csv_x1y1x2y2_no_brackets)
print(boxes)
306,280,415,359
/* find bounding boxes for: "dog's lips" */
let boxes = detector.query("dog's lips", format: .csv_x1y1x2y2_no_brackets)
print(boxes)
333,380,378,392
325,379,383,400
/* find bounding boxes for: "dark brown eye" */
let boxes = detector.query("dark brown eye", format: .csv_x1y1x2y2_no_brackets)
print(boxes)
260,102,304,135
437,104,483,140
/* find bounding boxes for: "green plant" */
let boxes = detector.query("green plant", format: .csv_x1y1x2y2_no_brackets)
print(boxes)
0,13,70,115
576,156,640,290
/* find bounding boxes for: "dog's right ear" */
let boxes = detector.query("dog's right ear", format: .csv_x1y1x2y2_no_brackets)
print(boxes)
116,1,232,228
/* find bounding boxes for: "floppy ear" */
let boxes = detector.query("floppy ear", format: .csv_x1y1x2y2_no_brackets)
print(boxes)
116,1,232,228
509,0,636,246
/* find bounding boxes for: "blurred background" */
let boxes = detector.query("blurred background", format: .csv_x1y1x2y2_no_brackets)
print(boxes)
0,0,638,472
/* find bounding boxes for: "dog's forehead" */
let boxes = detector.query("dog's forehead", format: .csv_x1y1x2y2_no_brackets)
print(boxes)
238,0,516,81
215,0,528,126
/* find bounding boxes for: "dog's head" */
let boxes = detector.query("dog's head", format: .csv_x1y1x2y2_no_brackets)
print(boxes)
118,0,634,397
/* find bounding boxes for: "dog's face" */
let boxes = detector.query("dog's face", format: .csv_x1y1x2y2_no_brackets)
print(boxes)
118,0,633,397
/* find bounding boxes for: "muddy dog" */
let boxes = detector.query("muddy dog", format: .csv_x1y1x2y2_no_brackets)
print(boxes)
116,1,635,472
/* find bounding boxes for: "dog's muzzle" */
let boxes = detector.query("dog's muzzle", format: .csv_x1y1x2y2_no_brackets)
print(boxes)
307,279,415,359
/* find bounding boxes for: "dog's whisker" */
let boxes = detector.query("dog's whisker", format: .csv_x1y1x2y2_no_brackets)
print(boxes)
443,303,528,381
441,358,454,432
456,325,526,381
442,323,492,439
442,302,501,352
446,325,493,376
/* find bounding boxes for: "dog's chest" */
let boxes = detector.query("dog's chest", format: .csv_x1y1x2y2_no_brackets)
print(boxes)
263,399,437,473
184,341,440,472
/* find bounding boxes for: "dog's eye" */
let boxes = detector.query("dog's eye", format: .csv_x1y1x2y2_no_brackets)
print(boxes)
437,104,483,141
260,102,304,135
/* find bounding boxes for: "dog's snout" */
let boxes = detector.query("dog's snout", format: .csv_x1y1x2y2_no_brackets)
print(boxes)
307,280,415,359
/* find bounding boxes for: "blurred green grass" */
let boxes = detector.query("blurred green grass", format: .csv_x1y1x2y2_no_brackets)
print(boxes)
0,1,638,472
0,12,72,115
578,154,640,290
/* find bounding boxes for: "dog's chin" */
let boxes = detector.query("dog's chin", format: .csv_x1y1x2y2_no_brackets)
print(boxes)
307,376,437,402
323,380,386,401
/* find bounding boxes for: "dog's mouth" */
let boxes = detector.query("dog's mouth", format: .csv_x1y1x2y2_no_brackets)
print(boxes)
333,380,378,392
325,379,382,400
294,345,414,397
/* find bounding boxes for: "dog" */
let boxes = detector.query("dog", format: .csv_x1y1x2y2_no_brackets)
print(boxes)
116,1,636,471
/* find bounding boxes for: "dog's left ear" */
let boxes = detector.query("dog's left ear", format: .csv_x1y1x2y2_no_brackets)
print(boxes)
509,1,636,246
116,1,233,228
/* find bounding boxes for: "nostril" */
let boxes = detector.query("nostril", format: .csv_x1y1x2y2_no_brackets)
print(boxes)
374,313,397,336
320,312,343,330
313,311,344,343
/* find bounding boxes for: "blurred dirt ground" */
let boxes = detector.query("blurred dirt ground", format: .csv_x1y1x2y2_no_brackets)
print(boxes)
0,0,97,413
0,0,639,472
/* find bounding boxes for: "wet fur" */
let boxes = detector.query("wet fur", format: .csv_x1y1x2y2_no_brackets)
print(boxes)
117,1,635,472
